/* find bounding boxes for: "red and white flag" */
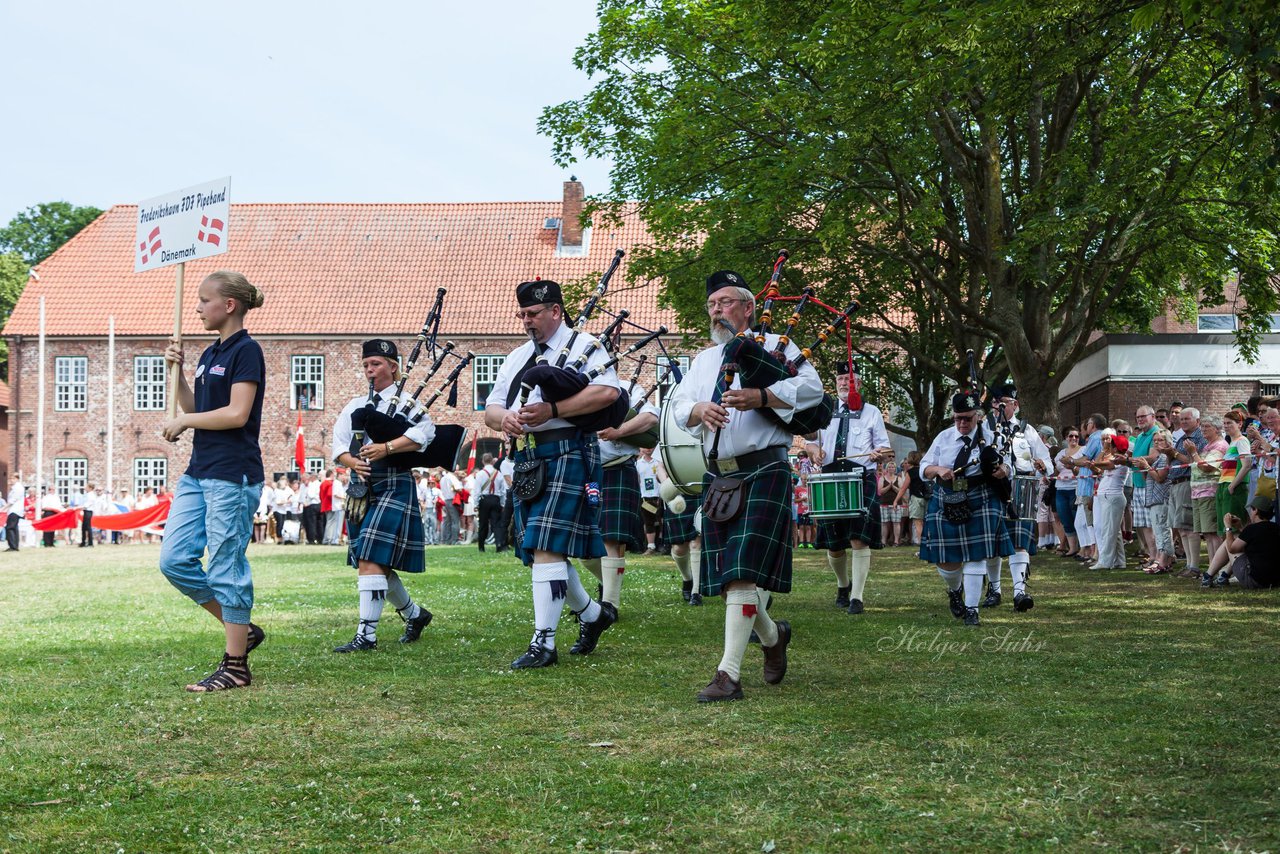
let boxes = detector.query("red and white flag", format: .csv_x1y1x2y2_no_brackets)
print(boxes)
465,433,478,474
295,412,306,472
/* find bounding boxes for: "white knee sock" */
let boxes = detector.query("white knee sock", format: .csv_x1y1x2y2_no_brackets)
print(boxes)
581,557,603,583
1010,551,1031,596
689,546,702,595
985,557,1002,593
718,587,758,681
672,549,692,582
600,556,625,607
962,561,987,608
531,561,569,649
357,575,388,641
385,573,420,621
849,549,871,600
828,551,850,587
937,566,962,591
752,586,779,648
565,562,602,623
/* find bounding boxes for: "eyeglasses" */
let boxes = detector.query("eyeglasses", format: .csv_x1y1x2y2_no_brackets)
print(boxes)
953,415,975,423
1117,430,1131,435
706,297,747,311
514,306,550,321
1066,433,1079,439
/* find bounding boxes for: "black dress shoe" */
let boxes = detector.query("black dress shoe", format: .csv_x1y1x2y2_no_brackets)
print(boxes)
963,607,981,626
398,607,433,644
846,598,864,615
681,580,693,603
1013,592,1034,612
569,602,617,655
947,587,965,619
688,592,703,606
983,589,1002,608
333,635,377,653
510,643,558,669
835,585,851,609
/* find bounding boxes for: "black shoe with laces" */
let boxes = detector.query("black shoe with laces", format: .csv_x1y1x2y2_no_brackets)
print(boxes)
510,643,558,669
688,592,703,606
947,587,965,619
983,588,1002,608
569,602,617,655
835,585,851,609
846,598,864,615
1014,592,1034,612
333,634,377,653
398,607,433,644
681,580,693,603
963,607,981,626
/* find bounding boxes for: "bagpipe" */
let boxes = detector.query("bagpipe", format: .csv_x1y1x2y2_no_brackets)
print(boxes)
964,348,1015,516
349,288,473,488
517,249,675,437
706,250,862,462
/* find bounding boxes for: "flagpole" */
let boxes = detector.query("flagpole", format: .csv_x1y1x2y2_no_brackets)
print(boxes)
167,262,184,420
107,315,115,494
36,296,46,494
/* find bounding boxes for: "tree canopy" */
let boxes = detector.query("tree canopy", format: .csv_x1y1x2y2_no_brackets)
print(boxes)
0,201,103,266
542,0,1280,435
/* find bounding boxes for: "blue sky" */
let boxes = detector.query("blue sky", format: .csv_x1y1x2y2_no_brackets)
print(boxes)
0,0,613,226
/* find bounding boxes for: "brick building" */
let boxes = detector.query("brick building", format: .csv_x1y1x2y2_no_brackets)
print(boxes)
2,181,686,499
1058,279,1280,428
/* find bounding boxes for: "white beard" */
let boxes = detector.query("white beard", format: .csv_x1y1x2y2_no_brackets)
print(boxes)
710,323,735,345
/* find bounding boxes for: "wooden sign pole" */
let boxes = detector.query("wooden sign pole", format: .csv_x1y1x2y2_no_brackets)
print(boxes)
167,261,184,419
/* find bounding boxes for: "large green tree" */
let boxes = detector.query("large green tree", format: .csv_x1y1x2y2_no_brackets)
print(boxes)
0,252,29,379
542,0,1280,433
0,201,103,266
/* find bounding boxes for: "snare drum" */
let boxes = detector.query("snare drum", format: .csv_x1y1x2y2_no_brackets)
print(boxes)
1010,475,1039,521
807,471,865,520
658,403,706,497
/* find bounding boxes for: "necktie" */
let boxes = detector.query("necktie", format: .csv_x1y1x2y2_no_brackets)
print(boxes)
505,343,547,409
712,360,731,404
834,406,850,460
953,434,974,473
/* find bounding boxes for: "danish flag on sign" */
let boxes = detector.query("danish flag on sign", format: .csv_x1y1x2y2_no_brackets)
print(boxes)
138,227,162,264
198,215,225,246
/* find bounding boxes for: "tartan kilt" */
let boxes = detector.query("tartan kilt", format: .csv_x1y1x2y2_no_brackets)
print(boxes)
815,472,882,550
600,461,647,552
514,435,606,567
350,470,425,573
919,482,1014,564
700,461,793,596
1010,518,1037,554
661,493,701,544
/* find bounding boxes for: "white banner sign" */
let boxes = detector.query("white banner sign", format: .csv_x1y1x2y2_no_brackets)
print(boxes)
134,176,231,272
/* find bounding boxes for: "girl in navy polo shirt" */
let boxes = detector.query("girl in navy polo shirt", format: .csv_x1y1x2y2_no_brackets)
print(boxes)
160,270,267,692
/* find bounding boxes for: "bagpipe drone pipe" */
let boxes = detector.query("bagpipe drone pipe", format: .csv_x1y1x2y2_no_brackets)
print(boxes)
350,288,474,472
964,347,1015,515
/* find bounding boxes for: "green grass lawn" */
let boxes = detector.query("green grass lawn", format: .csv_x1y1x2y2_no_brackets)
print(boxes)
1,542,1277,852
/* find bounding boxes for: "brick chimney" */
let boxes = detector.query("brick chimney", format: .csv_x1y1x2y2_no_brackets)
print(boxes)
561,177,584,247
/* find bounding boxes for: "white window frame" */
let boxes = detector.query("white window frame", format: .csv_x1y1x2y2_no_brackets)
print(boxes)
1197,313,1237,332
55,356,88,411
133,457,168,495
472,354,505,411
290,355,325,411
305,456,325,475
656,356,691,406
55,457,87,505
134,355,167,411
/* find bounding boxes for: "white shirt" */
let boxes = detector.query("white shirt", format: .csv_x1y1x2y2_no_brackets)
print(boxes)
986,414,1053,475
921,423,999,480
500,457,514,485
330,386,435,463
599,390,661,465
137,492,158,510
809,402,891,473
636,455,660,498
485,321,620,431
438,471,460,501
668,332,824,458
304,480,321,506
6,479,25,511
473,464,507,501
331,478,347,509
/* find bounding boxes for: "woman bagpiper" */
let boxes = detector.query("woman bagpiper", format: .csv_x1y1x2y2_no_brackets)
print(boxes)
329,339,434,652
159,270,267,692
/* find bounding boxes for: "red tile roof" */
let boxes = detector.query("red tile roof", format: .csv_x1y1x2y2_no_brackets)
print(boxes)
4,203,678,338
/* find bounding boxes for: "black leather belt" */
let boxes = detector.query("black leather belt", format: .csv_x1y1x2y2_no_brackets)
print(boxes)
709,446,787,476
527,426,582,444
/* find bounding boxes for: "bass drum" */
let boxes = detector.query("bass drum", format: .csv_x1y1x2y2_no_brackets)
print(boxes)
658,402,706,497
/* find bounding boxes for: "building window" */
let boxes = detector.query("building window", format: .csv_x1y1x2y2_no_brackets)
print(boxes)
1197,314,1236,332
290,355,325,411
656,356,691,406
134,355,167,411
472,355,505,411
305,456,325,475
55,457,87,505
1260,383,1280,397
134,458,168,495
55,356,88,411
